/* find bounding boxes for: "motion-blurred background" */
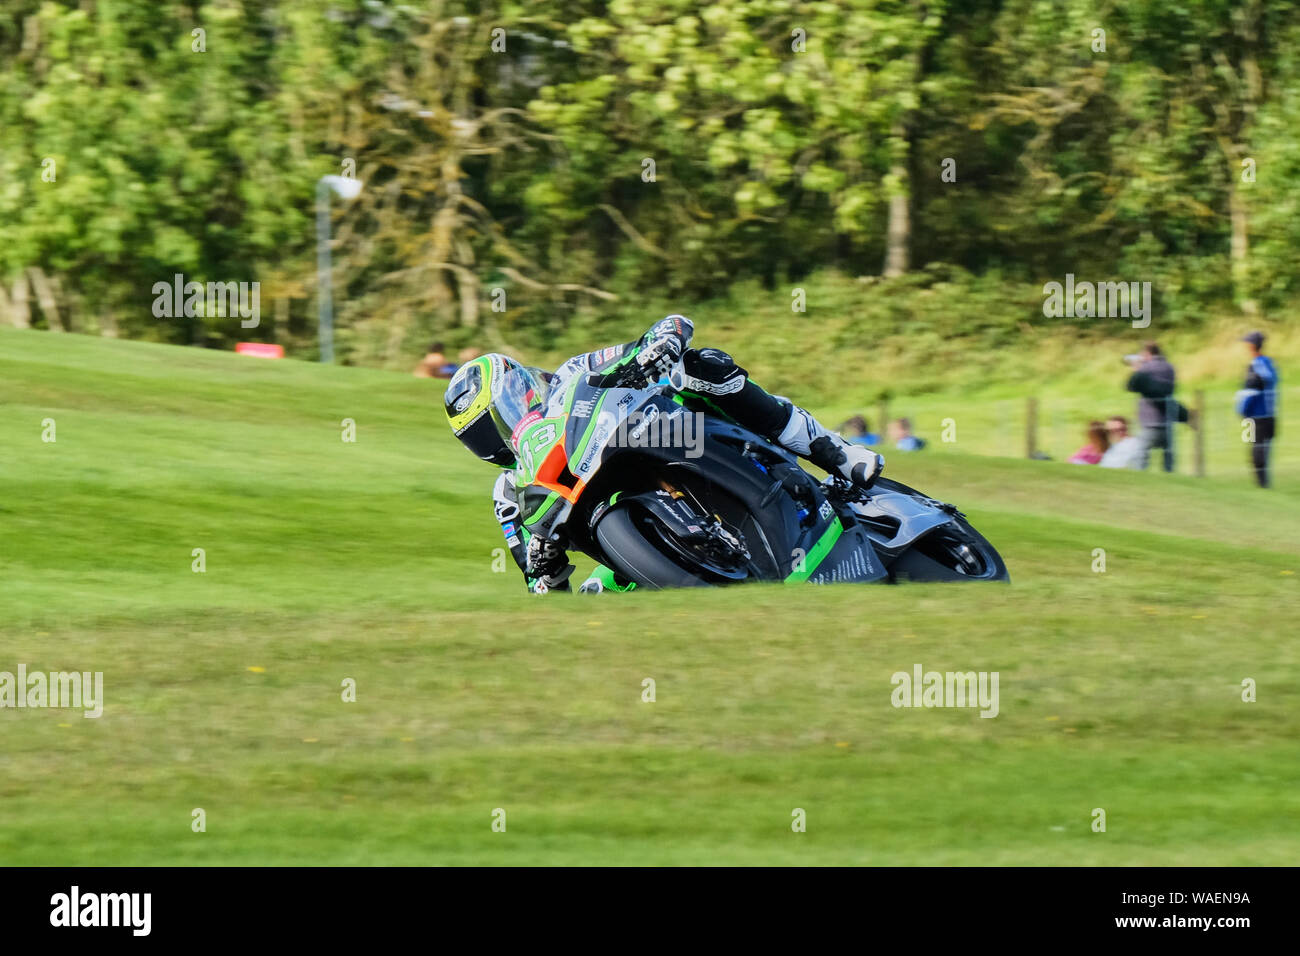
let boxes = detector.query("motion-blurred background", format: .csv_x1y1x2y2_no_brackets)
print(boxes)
0,5,1293,340
4,1,1298,470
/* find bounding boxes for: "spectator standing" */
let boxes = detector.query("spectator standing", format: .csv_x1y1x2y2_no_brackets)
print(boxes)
1235,331,1279,488
1125,342,1178,472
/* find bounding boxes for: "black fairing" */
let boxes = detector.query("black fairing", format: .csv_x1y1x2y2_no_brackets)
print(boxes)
564,393,887,584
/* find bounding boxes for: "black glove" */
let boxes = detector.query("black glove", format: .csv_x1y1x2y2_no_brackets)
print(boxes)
637,336,683,380
531,565,575,594
526,533,574,593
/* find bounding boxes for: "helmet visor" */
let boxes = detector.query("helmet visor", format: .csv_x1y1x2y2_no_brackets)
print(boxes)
490,366,552,447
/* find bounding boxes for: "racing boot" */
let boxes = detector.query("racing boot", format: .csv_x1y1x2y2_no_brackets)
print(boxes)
776,405,885,490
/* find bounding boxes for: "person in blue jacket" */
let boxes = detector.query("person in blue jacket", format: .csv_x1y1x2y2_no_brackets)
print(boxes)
1235,331,1279,488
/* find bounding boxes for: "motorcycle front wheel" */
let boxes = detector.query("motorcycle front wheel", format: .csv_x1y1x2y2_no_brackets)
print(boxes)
592,504,717,590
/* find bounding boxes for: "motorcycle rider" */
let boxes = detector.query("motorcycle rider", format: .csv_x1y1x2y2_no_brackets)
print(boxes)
442,315,884,592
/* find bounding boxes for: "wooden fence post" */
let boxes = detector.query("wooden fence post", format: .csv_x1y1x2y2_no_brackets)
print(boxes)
7,273,31,328
1025,396,1038,459
27,267,64,332
1194,389,1206,478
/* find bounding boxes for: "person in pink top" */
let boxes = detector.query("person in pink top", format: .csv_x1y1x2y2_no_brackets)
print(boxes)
1068,420,1110,465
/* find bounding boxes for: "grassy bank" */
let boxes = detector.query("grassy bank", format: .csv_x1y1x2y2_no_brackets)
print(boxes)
1,328,1296,864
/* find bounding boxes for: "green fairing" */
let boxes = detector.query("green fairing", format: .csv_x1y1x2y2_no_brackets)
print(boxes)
784,518,844,583
522,490,561,529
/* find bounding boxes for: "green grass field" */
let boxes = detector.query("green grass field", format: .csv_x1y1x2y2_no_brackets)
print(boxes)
2,327,1297,865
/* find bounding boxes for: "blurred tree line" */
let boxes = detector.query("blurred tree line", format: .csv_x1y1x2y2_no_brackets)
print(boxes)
1,0,1297,360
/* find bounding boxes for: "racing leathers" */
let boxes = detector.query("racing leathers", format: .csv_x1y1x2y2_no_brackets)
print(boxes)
492,315,883,592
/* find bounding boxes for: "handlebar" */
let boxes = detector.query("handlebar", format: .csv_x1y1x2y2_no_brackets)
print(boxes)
584,361,652,390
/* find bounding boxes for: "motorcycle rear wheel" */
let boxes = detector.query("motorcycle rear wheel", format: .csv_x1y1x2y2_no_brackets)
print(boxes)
888,519,1009,582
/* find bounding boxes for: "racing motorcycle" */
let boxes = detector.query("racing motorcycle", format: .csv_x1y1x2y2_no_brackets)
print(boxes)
509,361,1009,590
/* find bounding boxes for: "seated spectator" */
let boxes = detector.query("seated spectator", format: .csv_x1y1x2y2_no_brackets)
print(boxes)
1068,420,1110,465
838,414,881,446
458,346,482,365
887,417,926,451
1099,416,1143,469
414,341,459,379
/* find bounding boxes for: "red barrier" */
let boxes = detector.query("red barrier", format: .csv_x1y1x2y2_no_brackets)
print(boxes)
235,342,285,359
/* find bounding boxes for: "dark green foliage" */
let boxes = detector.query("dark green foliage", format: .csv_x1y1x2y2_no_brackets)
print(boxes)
1,1,1295,358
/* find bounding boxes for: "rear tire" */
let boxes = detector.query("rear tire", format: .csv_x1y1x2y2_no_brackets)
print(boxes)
593,505,707,590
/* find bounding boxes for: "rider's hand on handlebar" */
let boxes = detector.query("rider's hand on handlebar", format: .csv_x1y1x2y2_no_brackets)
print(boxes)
583,335,682,390
636,336,682,381
584,364,644,389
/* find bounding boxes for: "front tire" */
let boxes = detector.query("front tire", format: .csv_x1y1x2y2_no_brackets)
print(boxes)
593,506,707,590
